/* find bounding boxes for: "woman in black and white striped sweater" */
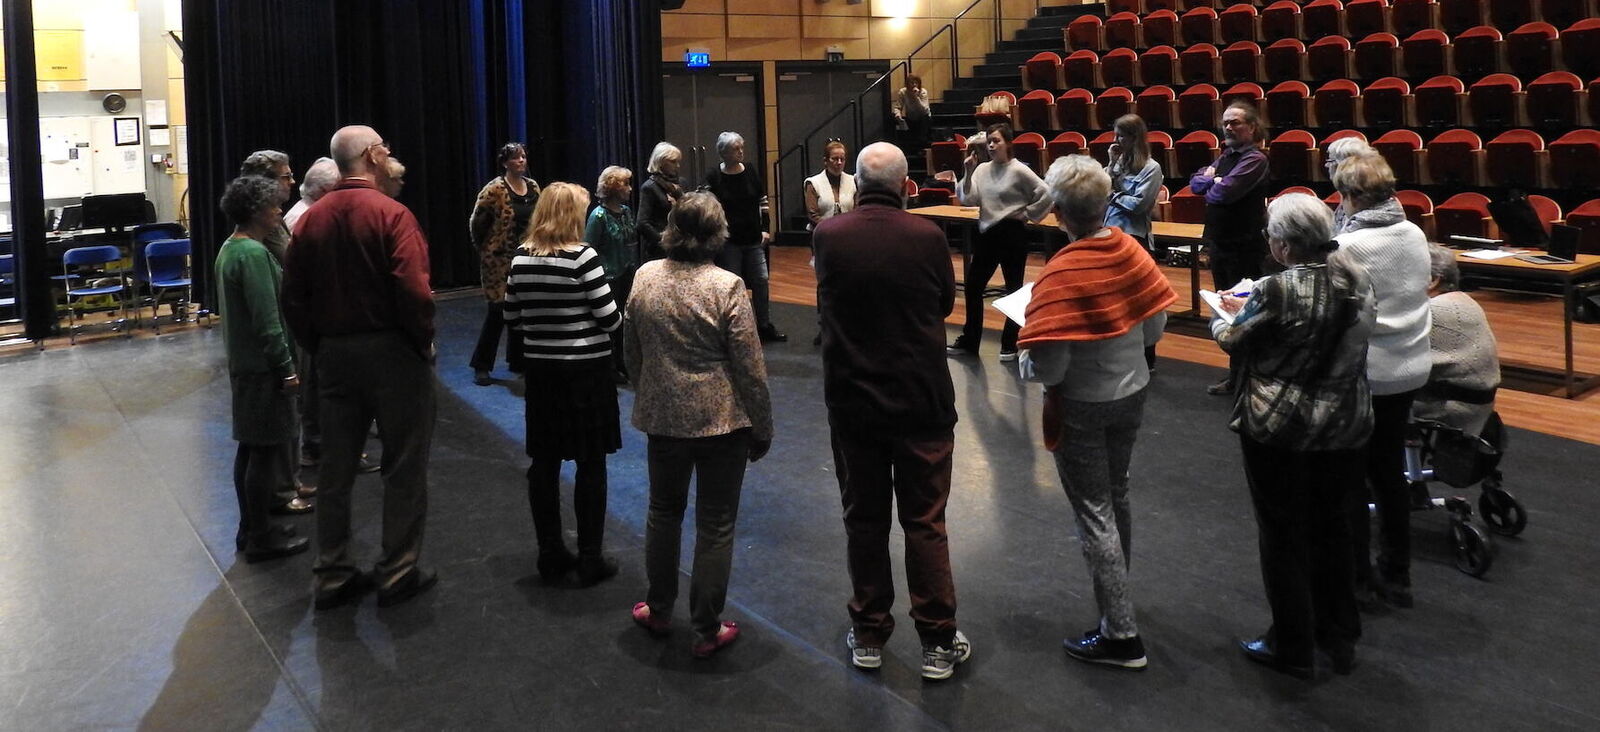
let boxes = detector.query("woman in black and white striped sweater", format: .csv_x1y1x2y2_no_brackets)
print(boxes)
502,182,623,586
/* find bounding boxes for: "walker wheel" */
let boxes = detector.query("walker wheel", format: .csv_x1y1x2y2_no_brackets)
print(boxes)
1478,488,1527,537
1451,521,1494,578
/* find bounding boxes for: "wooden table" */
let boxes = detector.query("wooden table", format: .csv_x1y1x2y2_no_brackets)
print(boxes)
1455,252,1600,398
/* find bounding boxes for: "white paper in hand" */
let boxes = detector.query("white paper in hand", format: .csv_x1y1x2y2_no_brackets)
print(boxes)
1200,289,1236,324
993,282,1033,327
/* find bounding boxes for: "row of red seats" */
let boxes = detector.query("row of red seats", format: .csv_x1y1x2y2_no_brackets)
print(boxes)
992,71,1597,135
1077,0,1593,52
1103,0,1589,36
1028,21,1599,91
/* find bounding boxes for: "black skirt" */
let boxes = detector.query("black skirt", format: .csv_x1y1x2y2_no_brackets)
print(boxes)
523,358,621,459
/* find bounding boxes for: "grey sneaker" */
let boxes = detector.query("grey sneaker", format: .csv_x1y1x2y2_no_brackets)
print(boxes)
920,630,971,680
846,628,882,670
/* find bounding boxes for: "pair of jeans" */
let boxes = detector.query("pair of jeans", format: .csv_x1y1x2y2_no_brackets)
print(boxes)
961,219,1028,352
1050,388,1147,639
644,430,750,643
1241,435,1363,665
831,422,958,647
313,331,436,594
1352,390,1418,588
527,455,609,557
714,244,771,329
470,300,523,373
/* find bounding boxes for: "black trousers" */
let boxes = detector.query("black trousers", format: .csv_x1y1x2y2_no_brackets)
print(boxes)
470,300,523,373
961,218,1028,352
527,455,609,557
232,441,288,547
1352,390,1418,588
1241,434,1363,666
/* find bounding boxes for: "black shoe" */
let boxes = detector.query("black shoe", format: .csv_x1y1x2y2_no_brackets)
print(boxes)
946,336,978,356
314,573,373,611
758,325,788,343
473,369,493,386
537,547,579,584
1207,377,1235,396
244,535,310,563
812,331,822,346
1238,636,1313,679
377,568,438,608
574,555,619,587
270,496,315,515
358,454,380,473
236,523,298,552
1063,629,1148,670
299,446,320,467
1375,572,1414,609
296,482,317,499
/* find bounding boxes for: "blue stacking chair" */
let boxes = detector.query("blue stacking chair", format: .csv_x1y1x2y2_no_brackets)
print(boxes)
60,244,130,344
143,238,200,333
0,254,16,317
129,223,186,324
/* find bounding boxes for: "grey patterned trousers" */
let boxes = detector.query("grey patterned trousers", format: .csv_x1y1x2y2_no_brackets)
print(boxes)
1050,387,1147,639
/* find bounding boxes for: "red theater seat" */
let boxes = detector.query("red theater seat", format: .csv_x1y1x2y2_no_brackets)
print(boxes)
1276,185,1320,199
1103,47,1139,88
1355,33,1400,80
1048,131,1088,159
1485,129,1545,189
1346,0,1390,38
1438,0,1484,36
1219,4,1258,45
1261,1,1303,43
1068,15,1104,51
1012,132,1048,174
1171,187,1208,224
1181,43,1221,85
1181,7,1220,46
1468,74,1522,129
1264,38,1307,83
1391,0,1436,38
1506,22,1558,80
1427,129,1484,185
1137,85,1178,129
1590,76,1600,130
1435,192,1493,242
1308,36,1352,82
1175,129,1221,176
1526,71,1584,128
1065,50,1101,89
1106,12,1142,50
1057,89,1095,130
1017,89,1058,132
1097,87,1136,129
1267,80,1313,127
1454,26,1502,78
1021,52,1062,91
1315,79,1361,128
1527,194,1562,235
927,140,965,175
1396,190,1435,236
1550,129,1600,189
1144,9,1181,48
1564,20,1600,80
1149,130,1175,171
1222,41,1263,84
1321,129,1369,157
1303,0,1346,38
1488,0,1534,30
1401,29,1450,79
1268,128,1318,181
1223,82,1265,108
1179,83,1222,128
1364,77,1411,128
1374,128,1424,182
1567,199,1600,254
1415,74,1465,127
1090,131,1118,165
1141,45,1181,87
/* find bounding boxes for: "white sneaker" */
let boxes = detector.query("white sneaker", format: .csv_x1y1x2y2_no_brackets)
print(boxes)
846,628,882,670
921,630,971,680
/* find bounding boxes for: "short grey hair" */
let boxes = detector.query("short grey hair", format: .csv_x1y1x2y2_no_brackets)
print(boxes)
1266,193,1336,262
662,192,729,263
646,142,681,175
715,131,744,158
239,149,289,178
1428,243,1461,291
1044,154,1111,235
300,157,340,201
855,142,908,197
1325,137,1375,166
220,175,282,227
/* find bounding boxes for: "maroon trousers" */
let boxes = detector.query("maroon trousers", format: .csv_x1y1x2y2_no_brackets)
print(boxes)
830,422,958,647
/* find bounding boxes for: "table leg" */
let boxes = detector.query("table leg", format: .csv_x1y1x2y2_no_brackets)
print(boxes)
1190,242,1202,314
1565,276,1575,398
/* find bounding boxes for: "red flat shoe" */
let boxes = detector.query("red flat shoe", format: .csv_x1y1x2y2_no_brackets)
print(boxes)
632,602,670,637
691,621,740,658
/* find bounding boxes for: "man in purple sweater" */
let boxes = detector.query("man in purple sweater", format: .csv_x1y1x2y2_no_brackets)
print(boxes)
814,142,970,681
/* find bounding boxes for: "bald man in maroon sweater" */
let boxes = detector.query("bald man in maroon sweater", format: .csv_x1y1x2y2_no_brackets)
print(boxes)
283,125,438,610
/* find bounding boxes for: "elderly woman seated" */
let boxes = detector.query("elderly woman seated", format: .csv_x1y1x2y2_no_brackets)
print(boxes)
1411,245,1501,437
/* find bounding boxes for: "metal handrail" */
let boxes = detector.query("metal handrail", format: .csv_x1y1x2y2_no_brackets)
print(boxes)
771,0,1010,227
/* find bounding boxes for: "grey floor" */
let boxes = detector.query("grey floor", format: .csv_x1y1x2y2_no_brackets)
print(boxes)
2,297,1597,731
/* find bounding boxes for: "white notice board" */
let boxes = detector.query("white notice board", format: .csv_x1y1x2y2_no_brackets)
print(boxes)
40,117,95,199
89,116,146,194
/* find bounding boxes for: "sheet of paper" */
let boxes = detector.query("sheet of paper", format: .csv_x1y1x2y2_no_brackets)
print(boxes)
1461,249,1518,260
993,282,1033,327
1200,289,1237,324
144,100,168,127
148,128,171,146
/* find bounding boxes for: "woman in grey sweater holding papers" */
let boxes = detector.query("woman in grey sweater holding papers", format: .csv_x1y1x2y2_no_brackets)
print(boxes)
950,123,1053,362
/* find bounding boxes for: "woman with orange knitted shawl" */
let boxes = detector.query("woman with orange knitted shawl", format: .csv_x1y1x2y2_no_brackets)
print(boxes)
1017,155,1176,671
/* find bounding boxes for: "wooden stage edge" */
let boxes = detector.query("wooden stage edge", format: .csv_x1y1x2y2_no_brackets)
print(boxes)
769,245,1600,447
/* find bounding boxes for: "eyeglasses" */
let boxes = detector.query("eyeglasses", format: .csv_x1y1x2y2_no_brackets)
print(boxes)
366,140,391,155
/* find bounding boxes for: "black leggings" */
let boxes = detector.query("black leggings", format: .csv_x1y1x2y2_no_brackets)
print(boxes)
527,455,608,557
961,219,1029,351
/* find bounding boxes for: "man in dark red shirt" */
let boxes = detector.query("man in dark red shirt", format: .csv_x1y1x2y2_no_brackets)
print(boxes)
283,124,438,610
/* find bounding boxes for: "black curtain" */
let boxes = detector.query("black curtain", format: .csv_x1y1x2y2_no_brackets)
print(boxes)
183,0,663,305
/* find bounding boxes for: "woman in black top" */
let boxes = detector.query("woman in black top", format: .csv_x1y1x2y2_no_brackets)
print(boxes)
705,131,786,343
637,142,682,262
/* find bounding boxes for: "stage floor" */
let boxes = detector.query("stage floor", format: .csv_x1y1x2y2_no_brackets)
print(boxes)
1,296,1597,730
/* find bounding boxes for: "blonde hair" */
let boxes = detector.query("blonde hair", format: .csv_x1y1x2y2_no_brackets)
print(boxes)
596,165,632,202
523,182,590,255
1331,153,1396,210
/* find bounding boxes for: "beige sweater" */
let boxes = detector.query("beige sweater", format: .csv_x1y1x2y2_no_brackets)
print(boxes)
1412,291,1500,435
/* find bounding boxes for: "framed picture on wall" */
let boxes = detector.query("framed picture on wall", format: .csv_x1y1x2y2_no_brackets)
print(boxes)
113,117,140,146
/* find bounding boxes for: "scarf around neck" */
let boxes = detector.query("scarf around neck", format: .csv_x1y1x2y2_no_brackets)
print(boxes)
1017,227,1176,348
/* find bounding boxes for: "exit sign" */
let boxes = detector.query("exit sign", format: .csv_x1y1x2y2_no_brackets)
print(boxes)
685,50,711,68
